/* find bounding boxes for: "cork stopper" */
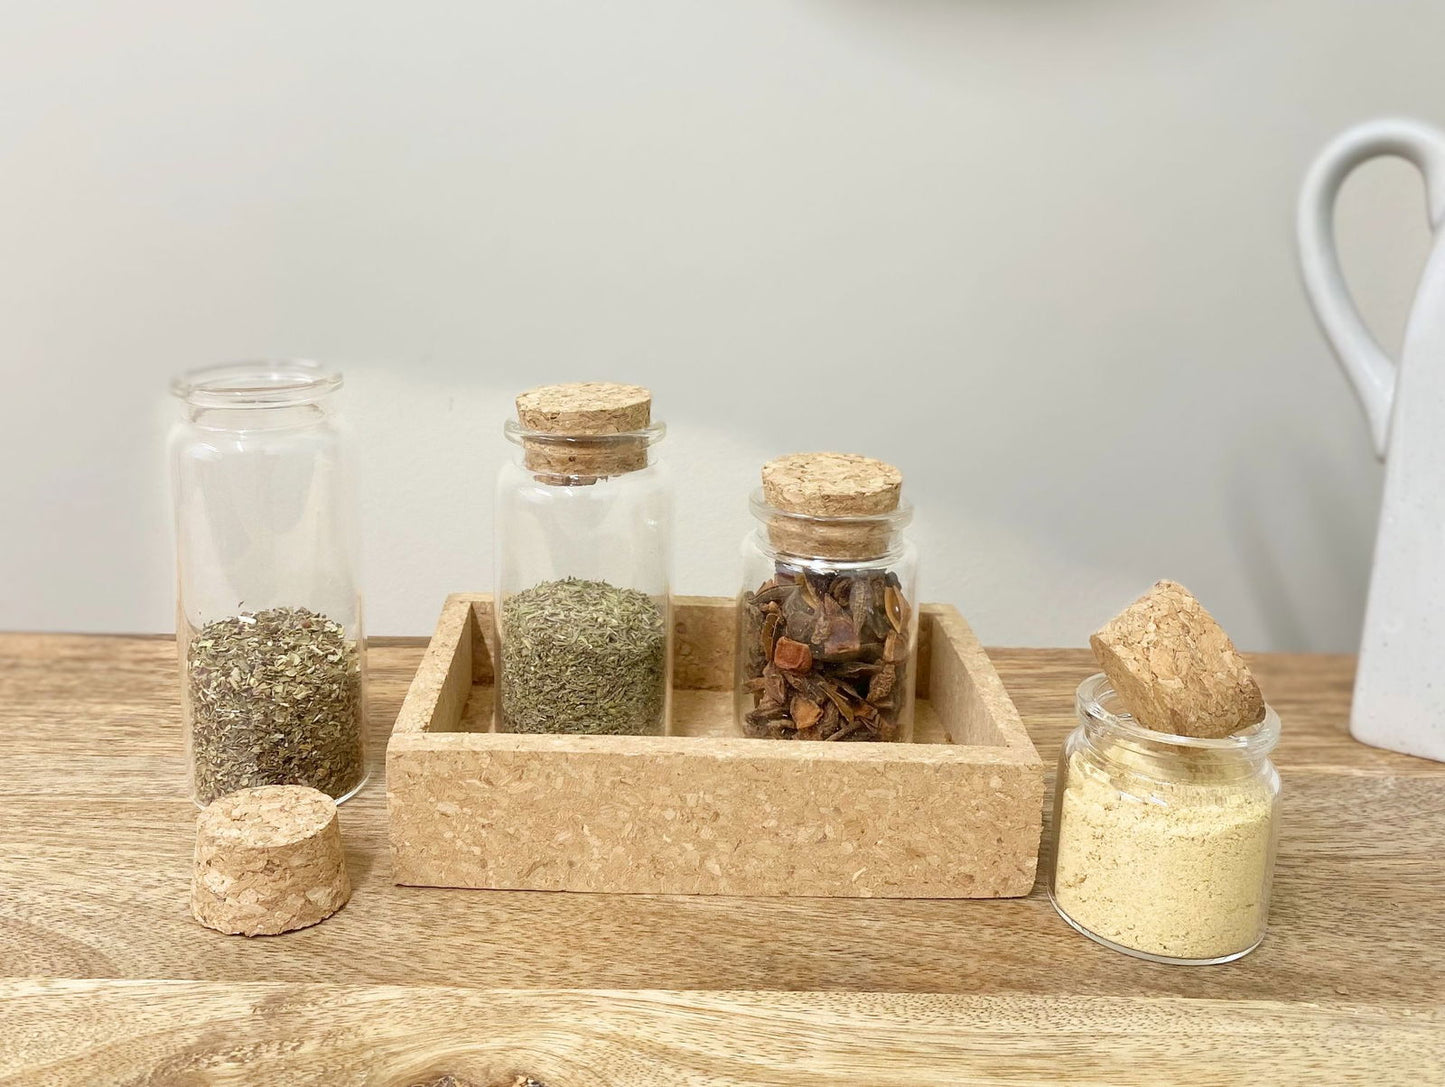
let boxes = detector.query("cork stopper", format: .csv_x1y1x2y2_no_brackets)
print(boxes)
760,452,904,561
191,785,352,936
1090,580,1266,739
514,382,653,477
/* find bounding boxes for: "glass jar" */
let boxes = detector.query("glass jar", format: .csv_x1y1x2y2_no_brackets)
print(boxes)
736,453,919,742
1049,673,1282,964
494,382,673,735
170,361,368,807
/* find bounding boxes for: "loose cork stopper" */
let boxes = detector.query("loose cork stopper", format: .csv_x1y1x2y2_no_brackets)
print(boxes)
761,452,903,560
1090,579,1266,739
191,785,351,937
515,382,652,477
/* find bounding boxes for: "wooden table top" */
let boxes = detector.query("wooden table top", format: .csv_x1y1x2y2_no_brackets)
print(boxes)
1,633,1440,1085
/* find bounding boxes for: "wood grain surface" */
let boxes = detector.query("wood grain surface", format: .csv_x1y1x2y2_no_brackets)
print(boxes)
1,633,1442,1085
3,982,1437,1086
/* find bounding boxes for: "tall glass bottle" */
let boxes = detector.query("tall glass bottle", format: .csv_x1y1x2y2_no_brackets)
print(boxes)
493,382,672,735
170,361,367,806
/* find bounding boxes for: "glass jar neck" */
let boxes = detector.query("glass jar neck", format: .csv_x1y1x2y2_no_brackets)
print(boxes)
504,419,665,481
1075,673,1280,778
186,401,334,432
749,490,912,565
173,360,342,432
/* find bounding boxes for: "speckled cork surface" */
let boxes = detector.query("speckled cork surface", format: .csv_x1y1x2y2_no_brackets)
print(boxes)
515,382,652,433
1090,579,1266,738
386,595,1044,898
191,785,351,937
514,382,653,477
762,452,902,516
761,452,904,560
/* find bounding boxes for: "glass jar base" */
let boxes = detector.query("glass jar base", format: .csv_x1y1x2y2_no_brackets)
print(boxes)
1048,888,1264,965
190,770,371,810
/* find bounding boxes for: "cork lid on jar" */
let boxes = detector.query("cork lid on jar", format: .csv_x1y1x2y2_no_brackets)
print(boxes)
512,382,657,478
760,452,907,561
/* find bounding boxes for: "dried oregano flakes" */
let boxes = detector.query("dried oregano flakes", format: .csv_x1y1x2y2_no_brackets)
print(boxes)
186,606,366,805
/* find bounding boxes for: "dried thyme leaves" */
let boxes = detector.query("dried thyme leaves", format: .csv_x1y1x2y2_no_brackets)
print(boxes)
741,567,912,741
186,606,365,805
499,578,667,735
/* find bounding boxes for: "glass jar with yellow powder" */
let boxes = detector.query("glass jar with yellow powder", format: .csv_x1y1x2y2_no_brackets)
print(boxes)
1049,673,1282,964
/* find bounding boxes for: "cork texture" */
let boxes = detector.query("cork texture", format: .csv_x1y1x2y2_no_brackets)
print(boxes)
386,594,1044,898
191,785,351,936
762,452,902,516
672,594,737,691
763,517,890,562
515,383,649,477
1090,579,1266,739
761,452,903,561
515,382,651,434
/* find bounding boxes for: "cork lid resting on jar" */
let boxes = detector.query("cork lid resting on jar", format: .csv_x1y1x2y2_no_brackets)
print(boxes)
511,382,659,479
760,452,908,561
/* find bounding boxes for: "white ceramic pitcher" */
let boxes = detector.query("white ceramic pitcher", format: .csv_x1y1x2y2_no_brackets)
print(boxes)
1298,117,1445,763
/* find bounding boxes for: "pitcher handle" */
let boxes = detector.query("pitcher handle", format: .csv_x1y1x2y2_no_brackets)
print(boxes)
1297,118,1445,458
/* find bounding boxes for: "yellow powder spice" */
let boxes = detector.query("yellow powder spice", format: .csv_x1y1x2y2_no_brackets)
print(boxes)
1053,750,1277,960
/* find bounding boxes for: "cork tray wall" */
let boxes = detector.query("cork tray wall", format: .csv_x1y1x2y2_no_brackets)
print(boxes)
386,595,1045,898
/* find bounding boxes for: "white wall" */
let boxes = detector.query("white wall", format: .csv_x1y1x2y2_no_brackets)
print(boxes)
1,0,1439,651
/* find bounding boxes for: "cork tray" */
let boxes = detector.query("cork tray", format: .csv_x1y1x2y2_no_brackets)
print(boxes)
386,594,1044,898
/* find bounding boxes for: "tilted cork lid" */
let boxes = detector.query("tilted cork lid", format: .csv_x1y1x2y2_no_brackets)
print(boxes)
760,452,905,560
1090,579,1267,739
514,382,654,477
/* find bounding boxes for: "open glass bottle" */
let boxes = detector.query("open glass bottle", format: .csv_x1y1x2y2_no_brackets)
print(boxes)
170,360,367,807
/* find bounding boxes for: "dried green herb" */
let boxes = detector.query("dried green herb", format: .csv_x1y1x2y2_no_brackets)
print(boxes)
740,566,912,741
186,606,365,805
499,578,667,735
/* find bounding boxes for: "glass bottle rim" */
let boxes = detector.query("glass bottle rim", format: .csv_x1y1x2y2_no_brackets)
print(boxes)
748,489,914,530
1076,672,1280,757
171,360,343,409
503,418,667,447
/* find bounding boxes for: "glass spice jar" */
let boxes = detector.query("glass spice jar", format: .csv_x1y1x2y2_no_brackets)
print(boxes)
1049,673,1283,964
494,382,673,735
170,361,368,807
736,452,919,742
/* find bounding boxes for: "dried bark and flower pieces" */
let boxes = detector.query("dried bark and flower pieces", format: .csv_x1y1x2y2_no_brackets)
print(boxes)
741,566,912,741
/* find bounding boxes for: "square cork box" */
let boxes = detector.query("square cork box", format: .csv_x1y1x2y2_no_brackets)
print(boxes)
386,594,1044,898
